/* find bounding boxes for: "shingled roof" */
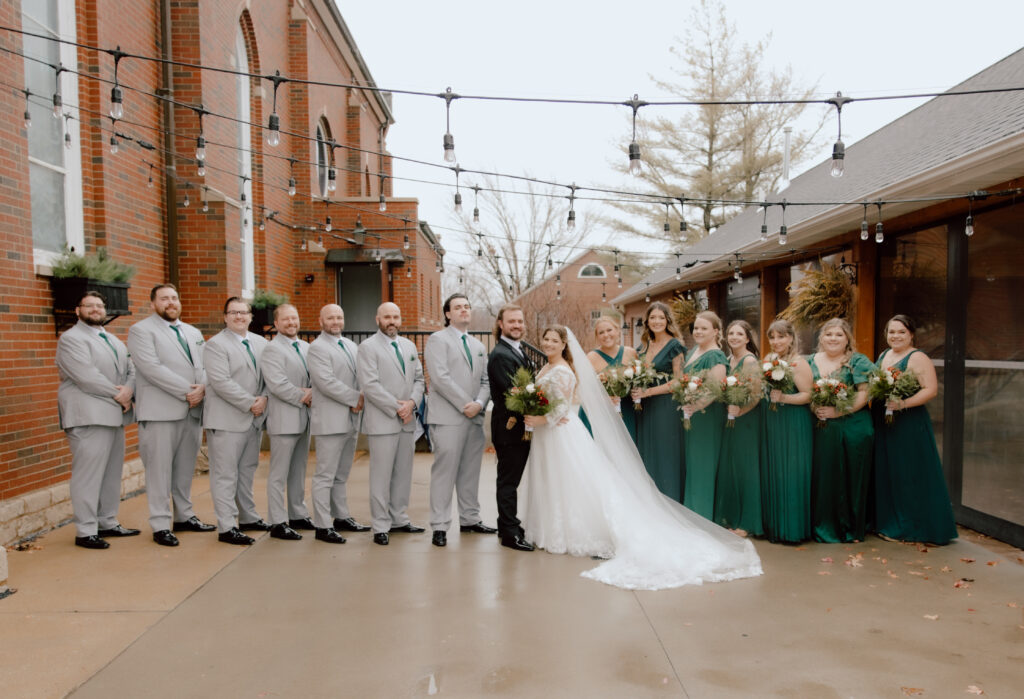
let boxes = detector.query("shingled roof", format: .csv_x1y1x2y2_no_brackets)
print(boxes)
614,46,1024,304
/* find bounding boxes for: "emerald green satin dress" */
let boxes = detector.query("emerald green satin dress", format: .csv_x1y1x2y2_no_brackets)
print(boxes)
681,347,728,519
714,354,763,535
635,338,686,501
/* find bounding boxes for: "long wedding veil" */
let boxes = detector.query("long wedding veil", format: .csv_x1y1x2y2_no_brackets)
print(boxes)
564,328,762,588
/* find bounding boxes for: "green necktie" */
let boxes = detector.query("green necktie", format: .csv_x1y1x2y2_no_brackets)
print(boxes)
292,341,309,376
338,340,355,370
391,341,406,374
241,338,257,371
171,325,193,365
461,334,473,369
98,332,118,361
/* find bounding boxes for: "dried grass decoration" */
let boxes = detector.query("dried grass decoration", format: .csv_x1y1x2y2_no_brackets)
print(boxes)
779,262,854,326
671,294,698,330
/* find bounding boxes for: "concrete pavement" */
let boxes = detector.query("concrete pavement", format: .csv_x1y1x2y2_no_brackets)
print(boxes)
1,451,1022,698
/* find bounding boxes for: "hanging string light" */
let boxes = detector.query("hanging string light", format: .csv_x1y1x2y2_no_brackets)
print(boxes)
644,283,651,303
324,201,332,232
441,86,458,163
545,242,553,269
675,253,682,281
875,202,884,243
778,200,788,246
860,203,870,241
192,105,208,161
108,118,119,154
453,165,462,213
567,184,577,229
760,203,769,242
625,93,645,176
147,163,154,188
265,70,286,147
326,139,338,193
108,46,125,119
51,64,64,118
63,113,72,149
678,195,688,235
476,232,484,257
22,89,31,129
196,159,206,177
287,158,297,197
827,92,852,178
181,184,190,208
965,193,976,237
378,174,387,211
601,282,607,303
733,253,743,284
471,184,480,225
663,201,671,234
614,249,622,288
201,186,209,212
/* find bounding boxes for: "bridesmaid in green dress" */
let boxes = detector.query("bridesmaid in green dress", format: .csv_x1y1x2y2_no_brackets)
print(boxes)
680,311,728,520
760,319,814,543
631,302,686,501
873,315,957,545
587,316,639,443
808,318,875,543
714,320,763,536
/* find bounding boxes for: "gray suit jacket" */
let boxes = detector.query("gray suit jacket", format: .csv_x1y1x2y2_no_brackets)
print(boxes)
127,313,205,421
261,333,311,435
308,332,361,436
356,331,424,435
425,326,489,426
202,329,269,432
56,320,135,429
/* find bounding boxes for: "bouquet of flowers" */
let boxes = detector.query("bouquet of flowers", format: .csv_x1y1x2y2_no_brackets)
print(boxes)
504,367,559,441
868,365,922,425
671,370,719,430
761,353,796,411
810,376,855,429
621,359,667,412
719,369,762,428
598,365,631,413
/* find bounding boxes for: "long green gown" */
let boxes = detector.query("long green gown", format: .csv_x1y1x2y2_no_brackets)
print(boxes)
760,363,814,543
872,349,957,544
808,352,876,543
714,354,763,535
594,346,638,443
635,338,686,501
682,347,728,519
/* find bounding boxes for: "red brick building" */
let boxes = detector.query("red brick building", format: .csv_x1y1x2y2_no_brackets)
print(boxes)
0,0,441,544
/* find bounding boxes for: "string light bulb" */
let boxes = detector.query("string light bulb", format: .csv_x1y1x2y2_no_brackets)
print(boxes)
675,253,682,281
201,188,209,212
379,194,387,212
325,216,332,232
63,114,72,150
109,133,118,154
760,203,769,242
182,191,190,208
778,201,788,245
860,204,870,241
965,195,975,237
197,160,206,177
288,177,297,197
52,66,64,119
147,165,154,188
442,87,458,163
827,92,852,178
567,184,578,230
22,90,31,129
327,168,337,193
109,85,123,120
453,165,462,213
472,185,481,225
626,94,645,176
875,202,884,243
403,233,410,250
266,112,280,147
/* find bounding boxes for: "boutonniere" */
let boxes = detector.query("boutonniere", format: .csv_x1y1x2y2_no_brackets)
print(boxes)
408,354,417,362
476,351,484,357
195,339,205,345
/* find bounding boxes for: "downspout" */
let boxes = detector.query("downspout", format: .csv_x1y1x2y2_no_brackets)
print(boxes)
158,0,179,286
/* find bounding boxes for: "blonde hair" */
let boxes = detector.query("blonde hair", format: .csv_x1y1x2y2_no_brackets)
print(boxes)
695,310,723,348
767,318,800,362
816,317,855,363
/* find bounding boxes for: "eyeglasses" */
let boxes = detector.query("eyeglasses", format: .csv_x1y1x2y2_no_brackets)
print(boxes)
225,310,251,317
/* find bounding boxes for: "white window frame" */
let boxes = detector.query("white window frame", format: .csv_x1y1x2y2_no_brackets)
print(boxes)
577,263,607,278
25,0,83,271
315,120,330,198
235,26,254,297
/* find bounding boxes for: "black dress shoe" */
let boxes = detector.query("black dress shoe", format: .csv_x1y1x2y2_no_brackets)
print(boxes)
288,517,316,531
75,535,110,549
500,535,535,552
373,532,389,546
218,528,255,546
389,523,425,533
238,519,271,531
97,524,141,538
173,516,215,532
334,517,370,532
460,522,498,534
152,530,180,547
270,523,303,540
315,528,347,544
432,531,447,547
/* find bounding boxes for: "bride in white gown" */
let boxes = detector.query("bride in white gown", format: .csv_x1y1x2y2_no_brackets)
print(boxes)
520,325,762,590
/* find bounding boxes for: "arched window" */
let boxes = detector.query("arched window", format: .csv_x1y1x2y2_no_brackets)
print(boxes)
235,21,254,296
578,263,606,278
316,119,331,198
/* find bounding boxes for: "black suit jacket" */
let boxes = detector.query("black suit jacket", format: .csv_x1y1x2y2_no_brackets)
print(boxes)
487,339,534,446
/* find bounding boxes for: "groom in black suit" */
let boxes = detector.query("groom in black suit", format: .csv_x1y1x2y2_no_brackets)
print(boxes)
486,304,536,551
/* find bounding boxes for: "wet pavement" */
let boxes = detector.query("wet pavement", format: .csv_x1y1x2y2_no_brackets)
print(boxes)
2,451,1022,698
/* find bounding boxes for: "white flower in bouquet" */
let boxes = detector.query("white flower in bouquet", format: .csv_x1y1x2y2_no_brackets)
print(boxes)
687,381,698,391
725,375,738,387
525,383,535,393
623,367,635,379
762,361,773,372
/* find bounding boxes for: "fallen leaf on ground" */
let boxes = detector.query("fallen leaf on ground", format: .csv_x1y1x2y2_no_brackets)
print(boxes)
960,557,976,563
941,566,953,573
887,570,900,579
986,561,999,566
916,545,930,553
954,580,971,589
908,571,926,577
923,614,939,620
966,685,984,695
846,557,864,568
1008,602,1018,608
820,557,833,563
818,571,832,576
901,687,925,696
795,546,807,551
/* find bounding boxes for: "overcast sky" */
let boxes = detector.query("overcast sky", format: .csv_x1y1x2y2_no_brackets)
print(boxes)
336,1,1024,267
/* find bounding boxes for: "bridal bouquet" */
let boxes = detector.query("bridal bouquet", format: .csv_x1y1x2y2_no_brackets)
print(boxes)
810,376,855,429
504,367,559,441
598,366,630,413
671,370,718,430
621,359,667,412
761,353,796,411
719,369,761,428
868,365,921,425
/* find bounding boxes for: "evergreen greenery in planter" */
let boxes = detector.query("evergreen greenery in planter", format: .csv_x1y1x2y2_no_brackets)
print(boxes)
249,288,289,332
50,246,136,318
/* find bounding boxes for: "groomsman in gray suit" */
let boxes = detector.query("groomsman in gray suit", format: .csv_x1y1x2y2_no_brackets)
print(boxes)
356,302,425,546
203,297,271,545
56,291,138,549
307,304,369,544
260,304,315,540
425,294,495,548
127,283,214,547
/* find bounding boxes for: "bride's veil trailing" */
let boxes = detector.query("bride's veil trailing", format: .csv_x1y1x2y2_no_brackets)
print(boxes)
564,328,762,589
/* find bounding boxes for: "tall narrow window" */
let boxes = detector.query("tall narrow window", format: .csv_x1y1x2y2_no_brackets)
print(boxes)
235,25,254,296
316,119,331,198
22,0,82,266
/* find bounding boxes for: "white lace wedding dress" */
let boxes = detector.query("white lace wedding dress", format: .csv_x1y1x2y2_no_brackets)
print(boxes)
521,331,763,591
